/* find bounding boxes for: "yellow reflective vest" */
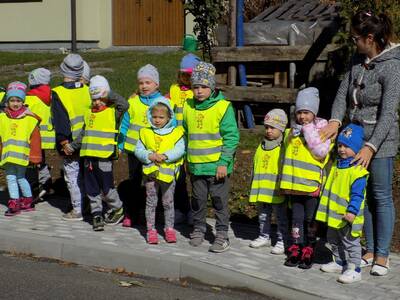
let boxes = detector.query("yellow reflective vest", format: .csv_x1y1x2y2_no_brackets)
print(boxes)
139,127,184,183
124,96,173,153
52,85,91,140
80,107,118,159
183,98,230,163
0,92,5,103
0,113,38,167
25,95,55,149
169,84,193,127
249,144,284,204
316,163,369,237
280,129,330,193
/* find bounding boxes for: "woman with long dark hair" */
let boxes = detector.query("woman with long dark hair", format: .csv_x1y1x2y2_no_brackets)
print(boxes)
321,10,400,276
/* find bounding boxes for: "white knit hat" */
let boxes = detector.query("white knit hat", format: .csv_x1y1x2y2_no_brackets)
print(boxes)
137,64,159,85
89,75,110,99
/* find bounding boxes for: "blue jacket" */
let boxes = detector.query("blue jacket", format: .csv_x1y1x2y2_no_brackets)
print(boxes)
337,157,368,216
134,97,185,164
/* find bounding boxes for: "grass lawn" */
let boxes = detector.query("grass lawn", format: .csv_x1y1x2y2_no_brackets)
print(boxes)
0,50,399,251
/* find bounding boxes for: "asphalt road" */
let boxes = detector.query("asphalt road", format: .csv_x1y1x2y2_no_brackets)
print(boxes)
0,252,273,300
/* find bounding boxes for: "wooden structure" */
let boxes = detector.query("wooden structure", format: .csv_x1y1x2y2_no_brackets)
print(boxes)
212,0,341,109
112,0,184,46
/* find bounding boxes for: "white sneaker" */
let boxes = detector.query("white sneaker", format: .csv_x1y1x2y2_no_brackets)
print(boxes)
360,256,373,268
371,259,389,276
271,240,285,255
337,264,362,284
249,236,271,248
320,261,344,273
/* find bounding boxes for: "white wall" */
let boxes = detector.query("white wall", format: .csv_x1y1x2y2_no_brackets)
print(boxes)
0,0,112,47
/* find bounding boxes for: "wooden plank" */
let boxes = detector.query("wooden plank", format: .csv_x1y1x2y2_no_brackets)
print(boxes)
278,1,310,21
227,0,237,85
250,4,279,23
218,85,297,103
212,44,341,63
263,1,296,21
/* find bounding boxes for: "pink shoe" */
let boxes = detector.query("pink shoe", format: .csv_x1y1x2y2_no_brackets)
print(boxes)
164,228,177,243
147,229,159,244
20,197,35,212
5,199,21,216
122,215,132,227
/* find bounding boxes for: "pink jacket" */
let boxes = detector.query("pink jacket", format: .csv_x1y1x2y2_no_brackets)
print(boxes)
301,117,331,159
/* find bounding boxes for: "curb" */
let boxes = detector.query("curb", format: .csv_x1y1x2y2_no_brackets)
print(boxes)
0,229,328,300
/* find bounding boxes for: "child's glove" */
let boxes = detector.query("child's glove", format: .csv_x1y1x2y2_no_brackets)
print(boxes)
291,124,303,137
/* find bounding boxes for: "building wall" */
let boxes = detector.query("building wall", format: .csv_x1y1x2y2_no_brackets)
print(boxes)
0,0,192,48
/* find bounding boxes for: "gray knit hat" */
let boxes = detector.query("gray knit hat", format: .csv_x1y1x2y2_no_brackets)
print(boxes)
295,87,320,115
137,64,159,85
60,53,84,80
82,61,91,82
264,109,288,132
28,68,51,86
191,62,216,90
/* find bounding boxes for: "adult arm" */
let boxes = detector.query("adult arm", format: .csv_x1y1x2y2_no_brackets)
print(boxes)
320,71,351,141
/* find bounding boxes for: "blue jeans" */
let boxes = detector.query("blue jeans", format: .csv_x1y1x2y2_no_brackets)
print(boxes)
4,163,32,199
364,157,395,258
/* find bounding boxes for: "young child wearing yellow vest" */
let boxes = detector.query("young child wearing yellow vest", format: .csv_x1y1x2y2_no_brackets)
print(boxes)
316,124,368,284
184,62,240,253
0,82,42,216
249,109,289,255
119,64,173,227
165,53,200,225
135,98,185,244
281,87,331,269
74,75,128,231
25,68,54,200
51,54,92,221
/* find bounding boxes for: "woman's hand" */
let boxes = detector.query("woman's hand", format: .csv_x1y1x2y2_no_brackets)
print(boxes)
351,146,374,169
320,121,340,142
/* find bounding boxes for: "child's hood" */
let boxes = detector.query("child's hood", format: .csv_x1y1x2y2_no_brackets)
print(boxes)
147,96,175,130
27,85,52,106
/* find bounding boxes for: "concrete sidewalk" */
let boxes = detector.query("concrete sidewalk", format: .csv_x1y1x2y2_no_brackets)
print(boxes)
0,198,399,300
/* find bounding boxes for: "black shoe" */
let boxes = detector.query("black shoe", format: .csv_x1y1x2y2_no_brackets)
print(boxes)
284,244,301,267
298,246,314,269
93,215,104,231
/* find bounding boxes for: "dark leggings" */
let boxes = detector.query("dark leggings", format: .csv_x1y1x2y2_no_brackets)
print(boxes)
291,196,318,246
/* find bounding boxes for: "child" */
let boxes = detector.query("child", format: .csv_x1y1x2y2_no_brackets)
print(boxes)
135,98,185,243
166,53,200,224
249,109,288,255
280,87,331,268
0,82,42,216
52,53,92,220
25,68,54,199
316,124,368,284
119,64,173,227
184,62,240,253
77,75,128,231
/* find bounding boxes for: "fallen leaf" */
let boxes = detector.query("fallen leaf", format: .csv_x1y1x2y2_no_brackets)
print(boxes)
211,286,222,291
118,280,145,287
115,267,125,273
241,150,251,154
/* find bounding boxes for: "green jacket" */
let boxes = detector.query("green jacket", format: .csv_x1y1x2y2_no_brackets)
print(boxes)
183,90,240,176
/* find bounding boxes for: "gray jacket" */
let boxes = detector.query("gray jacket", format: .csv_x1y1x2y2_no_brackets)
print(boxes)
331,44,400,158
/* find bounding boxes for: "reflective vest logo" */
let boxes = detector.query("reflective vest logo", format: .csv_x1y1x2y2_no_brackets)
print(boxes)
89,114,96,128
292,139,301,156
196,113,204,129
262,153,270,169
154,135,163,152
11,123,18,136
